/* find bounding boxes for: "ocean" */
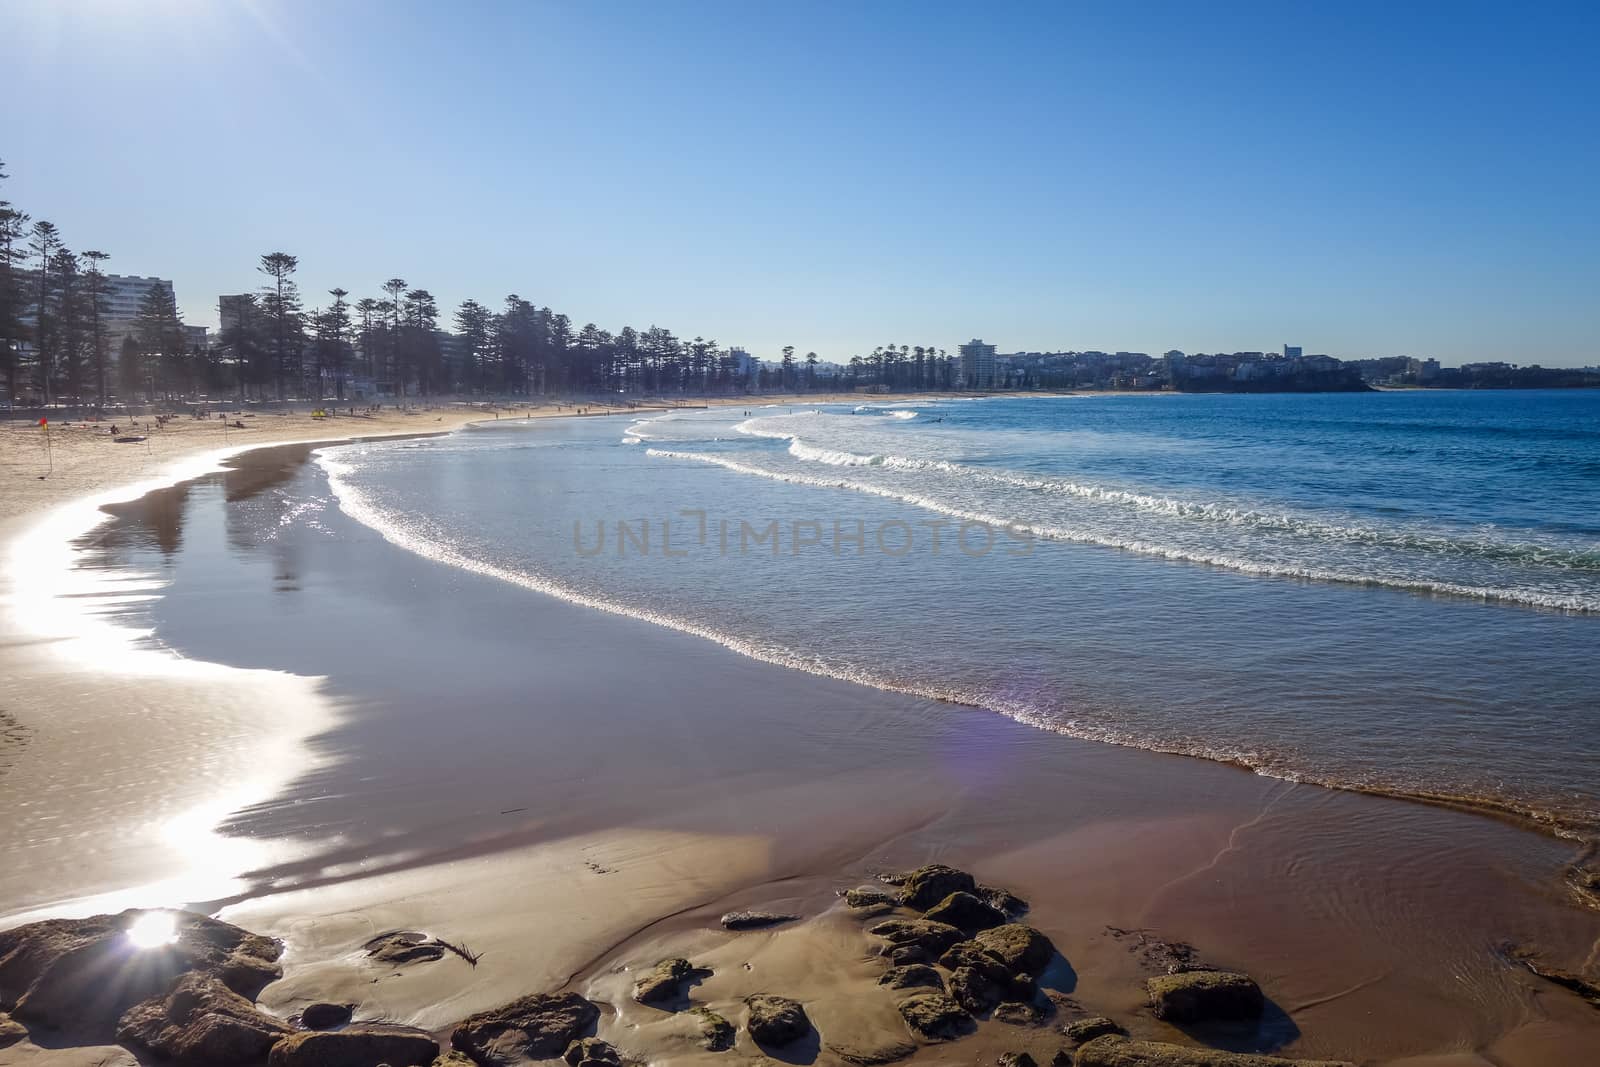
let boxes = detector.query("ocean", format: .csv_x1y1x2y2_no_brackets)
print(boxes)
314,389,1600,834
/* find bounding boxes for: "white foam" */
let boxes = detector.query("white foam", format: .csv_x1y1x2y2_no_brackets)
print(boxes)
642,447,1597,613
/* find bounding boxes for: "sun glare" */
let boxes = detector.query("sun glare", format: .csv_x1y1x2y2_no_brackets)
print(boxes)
126,911,179,949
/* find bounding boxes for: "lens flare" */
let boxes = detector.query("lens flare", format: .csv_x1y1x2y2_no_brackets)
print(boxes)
126,910,179,948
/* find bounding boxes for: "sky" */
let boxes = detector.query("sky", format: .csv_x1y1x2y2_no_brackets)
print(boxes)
5,1,1598,366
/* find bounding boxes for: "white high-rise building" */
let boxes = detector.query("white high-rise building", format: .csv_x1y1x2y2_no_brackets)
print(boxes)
959,339,997,389
99,275,174,322
97,275,176,352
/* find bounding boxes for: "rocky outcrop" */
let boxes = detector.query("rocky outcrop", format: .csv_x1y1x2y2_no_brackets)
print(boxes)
299,1001,354,1029
938,932,1042,1013
0,909,282,1036
1074,1035,1355,1067
690,1007,734,1052
451,992,599,1065
115,972,291,1066
744,994,810,1047
632,957,697,1005
868,918,965,957
720,911,799,930
972,924,1056,977
365,931,447,965
0,1012,24,1048
1146,971,1263,1022
268,1024,439,1067
878,964,943,991
998,1053,1037,1067
924,891,1007,933
895,992,971,1041
562,1036,623,1066
898,865,978,911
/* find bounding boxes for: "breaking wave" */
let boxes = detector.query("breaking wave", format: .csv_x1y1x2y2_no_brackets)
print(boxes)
644,446,1598,613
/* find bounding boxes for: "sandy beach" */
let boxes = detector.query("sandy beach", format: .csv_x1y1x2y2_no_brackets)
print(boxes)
2,400,1599,1067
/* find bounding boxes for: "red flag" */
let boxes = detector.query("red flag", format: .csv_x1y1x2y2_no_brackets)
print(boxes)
38,417,47,428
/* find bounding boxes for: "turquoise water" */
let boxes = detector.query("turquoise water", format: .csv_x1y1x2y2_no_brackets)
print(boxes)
323,391,1600,830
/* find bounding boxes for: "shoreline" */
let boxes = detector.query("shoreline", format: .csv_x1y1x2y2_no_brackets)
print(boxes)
3,399,1600,1065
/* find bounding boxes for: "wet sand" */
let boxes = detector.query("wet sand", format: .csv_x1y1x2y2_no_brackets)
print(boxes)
2,427,1599,1065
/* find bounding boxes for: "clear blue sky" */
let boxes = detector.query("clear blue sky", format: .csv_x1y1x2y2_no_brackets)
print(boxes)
6,1,1597,365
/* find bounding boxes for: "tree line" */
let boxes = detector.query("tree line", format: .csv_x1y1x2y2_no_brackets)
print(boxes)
2,159,968,408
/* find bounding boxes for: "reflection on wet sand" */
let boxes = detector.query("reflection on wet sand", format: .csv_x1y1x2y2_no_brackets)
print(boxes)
96,483,192,556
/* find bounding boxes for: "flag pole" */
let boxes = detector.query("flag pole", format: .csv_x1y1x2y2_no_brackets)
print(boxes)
41,417,52,478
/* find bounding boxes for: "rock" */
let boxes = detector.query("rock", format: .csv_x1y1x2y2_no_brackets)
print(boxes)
938,940,1015,986
948,965,1004,1014
365,931,446,965
827,1039,917,1064
744,994,810,1047
116,972,291,1065
888,945,934,966
923,891,1007,933
1146,971,1264,1022
720,911,799,930
993,999,1047,1026
867,918,965,957
269,1024,440,1067
300,1002,355,1029
898,865,978,911
562,1036,623,1067
895,992,971,1042
451,992,600,1065
1106,927,1201,974
0,909,283,1036
999,1054,1038,1067
690,1007,734,1052
432,1055,477,1067
846,887,898,908
1009,973,1039,1002
979,886,1029,917
878,964,943,991
1074,1035,1355,1067
1063,1016,1124,1043
973,924,1056,977
0,1013,25,1048
633,957,696,1005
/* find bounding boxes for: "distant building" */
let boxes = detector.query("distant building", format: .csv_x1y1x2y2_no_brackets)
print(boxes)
95,274,173,323
92,274,176,353
959,339,997,389
728,347,761,377
1283,344,1303,359
183,324,209,350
